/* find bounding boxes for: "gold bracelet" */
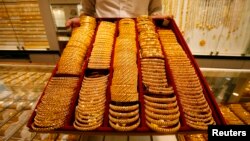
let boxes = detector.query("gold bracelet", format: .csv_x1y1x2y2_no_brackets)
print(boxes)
109,119,140,131
184,114,213,123
184,110,212,119
74,118,103,127
183,105,211,113
146,115,179,126
109,109,139,118
109,104,139,112
74,121,102,131
145,109,180,120
145,104,179,115
31,122,63,131
109,114,139,124
144,100,177,109
181,101,209,109
76,111,104,120
34,119,65,128
146,121,180,133
144,95,176,103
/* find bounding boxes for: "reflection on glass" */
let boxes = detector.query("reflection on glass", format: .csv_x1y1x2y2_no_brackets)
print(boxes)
202,68,250,104
52,8,66,27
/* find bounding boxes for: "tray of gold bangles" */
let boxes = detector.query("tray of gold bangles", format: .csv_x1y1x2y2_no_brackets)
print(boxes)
27,16,226,134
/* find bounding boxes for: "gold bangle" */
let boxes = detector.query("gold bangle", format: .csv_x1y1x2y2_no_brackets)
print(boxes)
109,119,140,131
109,109,139,118
77,105,105,113
181,101,209,110
177,92,204,99
180,98,207,106
144,99,177,109
76,110,104,120
109,114,139,124
145,109,180,120
79,93,106,99
184,110,212,119
73,121,102,131
145,104,179,115
184,114,213,123
185,118,215,126
183,105,211,113
148,87,174,95
186,121,208,130
31,122,63,131
74,118,103,127
76,116,103,124
144,95,176,103
78,96,106,105
109,104,139,112
34,112,68,122
34,119,65,128
178,94,205,102
146,115,179,126
77,101,105,109
146,121,180,133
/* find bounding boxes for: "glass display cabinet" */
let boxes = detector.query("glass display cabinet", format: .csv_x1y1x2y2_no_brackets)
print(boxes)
176,68,250,141
162,0,250,56
0,64,249,141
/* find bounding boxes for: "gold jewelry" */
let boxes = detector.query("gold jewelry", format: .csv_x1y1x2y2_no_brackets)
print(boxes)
109,109,139,118
109,104,139,112
109,114,139,124
109,119,140,132
146,121,180,133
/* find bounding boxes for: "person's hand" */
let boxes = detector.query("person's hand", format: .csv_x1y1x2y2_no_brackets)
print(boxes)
65,17,80,28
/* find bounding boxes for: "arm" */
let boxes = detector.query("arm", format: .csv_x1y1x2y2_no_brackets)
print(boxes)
148,0,162,16
81,0,96,16
149,0,173,20
66,0,96,28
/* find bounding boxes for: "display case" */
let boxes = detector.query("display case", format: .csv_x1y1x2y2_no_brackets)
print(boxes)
162,0,250,56
49,0,82,52
0,63,249,141
176,68,250,141
0,0,49,50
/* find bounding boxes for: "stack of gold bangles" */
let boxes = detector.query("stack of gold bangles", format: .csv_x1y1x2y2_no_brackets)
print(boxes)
219,105,244,125
74,73,108,130
109,19,140,131
159,29,215,130
74,21,114,130
137,16,180,133
88,21,116,69
57,16,96,75
242,102,250,113
229,104,250,124
32,77,78,131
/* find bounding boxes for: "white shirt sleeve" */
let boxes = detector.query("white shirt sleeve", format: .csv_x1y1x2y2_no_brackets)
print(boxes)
82,0,96,16
148,0,162,15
